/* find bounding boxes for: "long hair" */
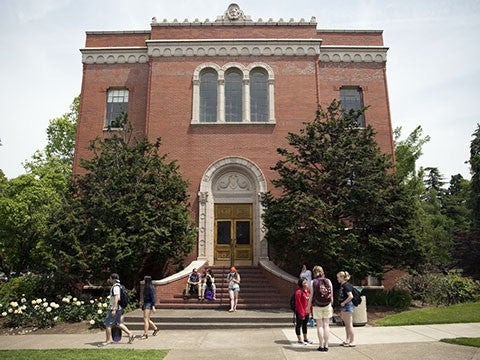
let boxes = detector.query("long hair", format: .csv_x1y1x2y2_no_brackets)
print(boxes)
143,275,153,298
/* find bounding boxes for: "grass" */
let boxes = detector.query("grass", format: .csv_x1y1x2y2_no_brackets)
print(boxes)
441,337,480,348
0,349,169,360
375,301,480,326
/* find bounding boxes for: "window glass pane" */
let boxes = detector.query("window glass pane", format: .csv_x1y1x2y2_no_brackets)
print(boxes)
225,70,243,122
340,87,365,127
235,221,250,245
106,89,128,127
200,70,218,122
217,221,231,244
250,69,268,122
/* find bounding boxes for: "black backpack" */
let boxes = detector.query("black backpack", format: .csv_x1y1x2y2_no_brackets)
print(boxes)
290,292,296,312
112,283,129,309
351,286,362,306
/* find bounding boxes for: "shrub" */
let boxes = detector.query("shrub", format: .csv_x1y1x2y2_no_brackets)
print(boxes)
362,289,411,308
395,273,480,306
0,274,58,304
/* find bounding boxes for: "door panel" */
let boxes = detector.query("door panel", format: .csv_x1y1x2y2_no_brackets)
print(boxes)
214,204,252,265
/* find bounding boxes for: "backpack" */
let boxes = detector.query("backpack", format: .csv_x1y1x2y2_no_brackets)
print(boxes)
112,283,129,309
313,278,332,306
290,292,296,312
351,286,362,307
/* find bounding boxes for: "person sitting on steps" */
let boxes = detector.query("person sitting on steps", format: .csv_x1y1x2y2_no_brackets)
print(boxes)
184,268,202,300
200,268,216,300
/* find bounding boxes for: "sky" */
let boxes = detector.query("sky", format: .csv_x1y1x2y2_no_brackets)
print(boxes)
0,0,479,182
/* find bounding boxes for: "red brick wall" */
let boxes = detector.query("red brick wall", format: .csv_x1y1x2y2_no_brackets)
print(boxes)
317,31,384,46
85,32,151,47
318,61,394,154
73,63,149,174
150,25,318,40
260,267,297,298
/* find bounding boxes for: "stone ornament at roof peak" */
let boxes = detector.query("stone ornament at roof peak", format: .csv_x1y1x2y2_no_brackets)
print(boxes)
218,3,252,22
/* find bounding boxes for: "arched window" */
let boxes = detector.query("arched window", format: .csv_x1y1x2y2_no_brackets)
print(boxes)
249,68,268,122
225,69,243,122
199,70,218,122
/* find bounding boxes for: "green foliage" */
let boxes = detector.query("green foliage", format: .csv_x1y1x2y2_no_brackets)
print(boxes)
363,289,412,308
262,100,424,279
375,301,480,326
470,124,480,232
0,96,78,276
46,117,196,288
441,337,480,348
393,125,430,183
395,273,480,306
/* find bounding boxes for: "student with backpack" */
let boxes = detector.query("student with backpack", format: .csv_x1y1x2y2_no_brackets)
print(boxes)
308,265,333,352
99,273,135,346
293,277,313,345
337,271,356,347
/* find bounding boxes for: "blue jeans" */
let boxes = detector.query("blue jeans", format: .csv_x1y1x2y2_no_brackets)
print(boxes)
104,308,123,327
341,301,355,313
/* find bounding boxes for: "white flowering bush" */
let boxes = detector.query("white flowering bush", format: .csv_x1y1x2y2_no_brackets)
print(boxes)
0,294,111,329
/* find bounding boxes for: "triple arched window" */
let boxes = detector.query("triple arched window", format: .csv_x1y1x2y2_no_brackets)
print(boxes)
192,63,275,124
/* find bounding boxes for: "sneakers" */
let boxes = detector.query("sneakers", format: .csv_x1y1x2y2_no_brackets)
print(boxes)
303,339,313,345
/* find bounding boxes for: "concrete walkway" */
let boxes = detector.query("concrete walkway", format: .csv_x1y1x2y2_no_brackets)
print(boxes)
0,322,479,359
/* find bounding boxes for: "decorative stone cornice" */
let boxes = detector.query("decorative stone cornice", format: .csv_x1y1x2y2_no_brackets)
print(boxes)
80,44,388,64
320,46,388,63
146,39,322,57
81,47,148,64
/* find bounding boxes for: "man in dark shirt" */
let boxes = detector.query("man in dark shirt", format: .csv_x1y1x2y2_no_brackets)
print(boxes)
184,268,201,299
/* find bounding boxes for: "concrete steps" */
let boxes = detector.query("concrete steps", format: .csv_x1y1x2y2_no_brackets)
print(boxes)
124,308,294,330
156,266,290,310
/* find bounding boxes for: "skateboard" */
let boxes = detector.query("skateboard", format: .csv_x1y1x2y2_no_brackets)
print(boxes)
112,325,122,342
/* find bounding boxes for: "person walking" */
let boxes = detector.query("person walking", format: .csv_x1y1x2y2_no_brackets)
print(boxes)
99,273,135,346
294,277,313,345
337,271,356,347
309,265,333,352
140,275,159,339
227,267,240,312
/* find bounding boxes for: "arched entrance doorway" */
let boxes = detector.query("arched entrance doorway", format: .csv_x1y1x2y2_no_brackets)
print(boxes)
197,157,269,266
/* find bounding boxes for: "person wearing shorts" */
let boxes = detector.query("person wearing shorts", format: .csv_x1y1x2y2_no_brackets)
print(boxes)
308,265,333,352
99,273,135,346
337,271,356,347
227,267,240,312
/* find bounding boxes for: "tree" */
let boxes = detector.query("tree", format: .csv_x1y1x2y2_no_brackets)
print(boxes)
46,118,196,288
0,97,78,276
393,125,430,183
262,100,424,281
470,124,480,232
23,96,79,180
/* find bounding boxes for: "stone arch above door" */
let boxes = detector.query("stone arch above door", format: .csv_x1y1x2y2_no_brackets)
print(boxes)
198,157,268,265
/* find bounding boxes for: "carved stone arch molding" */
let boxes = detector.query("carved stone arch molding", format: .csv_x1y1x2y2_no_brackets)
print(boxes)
198,156,269,265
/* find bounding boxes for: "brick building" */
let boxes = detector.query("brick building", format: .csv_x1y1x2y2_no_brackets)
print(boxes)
74,4,394,297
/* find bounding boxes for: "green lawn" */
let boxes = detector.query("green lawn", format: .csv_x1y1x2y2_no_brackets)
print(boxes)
441,337,480,348
0,349,169,360
375,302,480,326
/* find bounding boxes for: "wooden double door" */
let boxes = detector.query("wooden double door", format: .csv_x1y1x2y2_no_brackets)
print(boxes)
214,204,253,265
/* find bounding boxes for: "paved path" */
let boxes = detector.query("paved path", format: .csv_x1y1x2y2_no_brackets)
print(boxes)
0,323,479,359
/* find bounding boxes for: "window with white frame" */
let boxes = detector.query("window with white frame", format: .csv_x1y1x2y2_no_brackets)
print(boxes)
192,62,275,124
199,70,218,122
106,89,129,127
250,68,268,122
340,86,365,128
225,69,243,122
